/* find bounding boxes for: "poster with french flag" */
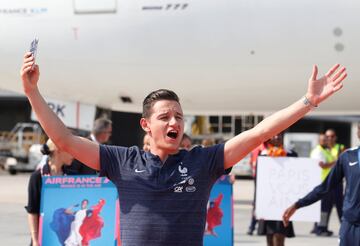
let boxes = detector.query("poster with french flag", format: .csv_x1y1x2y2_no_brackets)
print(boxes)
204,175,234,246
39,176,120,246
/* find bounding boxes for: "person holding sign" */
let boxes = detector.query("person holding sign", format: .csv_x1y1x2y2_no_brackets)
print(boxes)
257,133,298,246
25,139,74,246
65,117,113,175
20,50,347,245
283,123,360,246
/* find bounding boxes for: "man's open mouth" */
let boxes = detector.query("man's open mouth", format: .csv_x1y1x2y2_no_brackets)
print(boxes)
167,130,178,139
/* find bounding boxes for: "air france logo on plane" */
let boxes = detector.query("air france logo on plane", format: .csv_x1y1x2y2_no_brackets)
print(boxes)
0,7,48,16
178,162,188,177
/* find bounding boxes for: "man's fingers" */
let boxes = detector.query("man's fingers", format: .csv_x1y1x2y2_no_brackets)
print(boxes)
22,62,34,71
311,65,318,81
282,213,288,227
22,66,33,75
333,83,343,93
23,66,33,73
24,56,34,63
331,67,346,82
334,72,347,86
22,61,35,70
325,64,340,77
24,52,32,59
33,64,40,73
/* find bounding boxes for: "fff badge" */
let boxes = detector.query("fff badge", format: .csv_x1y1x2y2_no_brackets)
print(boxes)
39,176,120,246
204,175,234,246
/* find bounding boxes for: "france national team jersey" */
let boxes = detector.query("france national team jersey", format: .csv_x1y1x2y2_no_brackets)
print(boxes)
99,143,225,246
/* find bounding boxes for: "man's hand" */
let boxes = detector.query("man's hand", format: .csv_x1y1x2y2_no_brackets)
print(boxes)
306,64,347,106
319,161,327,169
282,204,297,227
319,161,335,169
20,52,40,95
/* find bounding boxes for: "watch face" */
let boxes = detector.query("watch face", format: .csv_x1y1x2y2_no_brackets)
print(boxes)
303,97,310,105
303,96,317,108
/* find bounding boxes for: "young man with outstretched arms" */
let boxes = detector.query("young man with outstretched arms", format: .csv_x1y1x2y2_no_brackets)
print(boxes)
21,52,347,245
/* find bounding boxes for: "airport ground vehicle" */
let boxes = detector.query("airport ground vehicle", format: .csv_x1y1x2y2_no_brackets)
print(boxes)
0,123,45,174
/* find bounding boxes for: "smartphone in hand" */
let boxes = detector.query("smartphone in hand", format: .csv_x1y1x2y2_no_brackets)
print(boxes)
29,37,39,69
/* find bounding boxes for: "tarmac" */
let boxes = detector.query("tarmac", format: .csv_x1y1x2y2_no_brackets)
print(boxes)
0,170,340,245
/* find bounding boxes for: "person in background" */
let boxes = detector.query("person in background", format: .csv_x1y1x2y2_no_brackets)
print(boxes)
143,133,151,152
65,117,112,175
25,139,74,246
257,133,297,246
180,133,192,150
202,138,215,148
311,129,344,236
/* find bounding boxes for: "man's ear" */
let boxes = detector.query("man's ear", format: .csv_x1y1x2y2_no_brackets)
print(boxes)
140,118,150,133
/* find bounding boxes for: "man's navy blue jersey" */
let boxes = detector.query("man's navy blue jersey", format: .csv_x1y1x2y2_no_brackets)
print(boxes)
296,147,360,224
99,144,225,246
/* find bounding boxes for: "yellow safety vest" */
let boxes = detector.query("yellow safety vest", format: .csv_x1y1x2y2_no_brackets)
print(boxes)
316,146,335,181
318,143,345,181
330,143,345,160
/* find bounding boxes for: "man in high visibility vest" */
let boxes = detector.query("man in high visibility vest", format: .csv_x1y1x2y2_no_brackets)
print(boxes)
310,130,344,236
322,129,345,232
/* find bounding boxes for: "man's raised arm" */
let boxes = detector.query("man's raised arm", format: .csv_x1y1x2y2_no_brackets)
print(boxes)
224,64,347,169
20,52,100,170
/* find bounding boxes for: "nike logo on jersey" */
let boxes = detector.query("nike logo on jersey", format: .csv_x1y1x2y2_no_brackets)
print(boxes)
349,161,358,166
135,169,146,173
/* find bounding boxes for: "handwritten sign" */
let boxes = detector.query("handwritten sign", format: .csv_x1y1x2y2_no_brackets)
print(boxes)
255,157,321,222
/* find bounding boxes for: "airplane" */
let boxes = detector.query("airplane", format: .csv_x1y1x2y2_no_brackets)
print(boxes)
0,0,359,116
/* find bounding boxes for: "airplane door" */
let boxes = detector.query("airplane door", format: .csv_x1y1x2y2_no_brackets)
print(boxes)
73,0,117,14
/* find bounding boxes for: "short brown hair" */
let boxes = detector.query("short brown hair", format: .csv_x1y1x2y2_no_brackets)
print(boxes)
142,89,180,118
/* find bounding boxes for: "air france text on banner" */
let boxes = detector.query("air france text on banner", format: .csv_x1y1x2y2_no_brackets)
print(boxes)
39,175,120,246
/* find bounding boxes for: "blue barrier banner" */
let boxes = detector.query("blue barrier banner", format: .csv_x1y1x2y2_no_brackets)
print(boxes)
204,175,233,246
39,176,119,246
39,175,233,246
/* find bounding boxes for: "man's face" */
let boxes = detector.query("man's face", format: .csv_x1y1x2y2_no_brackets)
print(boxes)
325,130,337,146
97,125,112,144
318,134,327,148
143,100,184,153
269,134,283,147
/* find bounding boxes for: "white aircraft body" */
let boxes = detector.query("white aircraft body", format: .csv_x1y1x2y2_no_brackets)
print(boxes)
0,0,359,115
